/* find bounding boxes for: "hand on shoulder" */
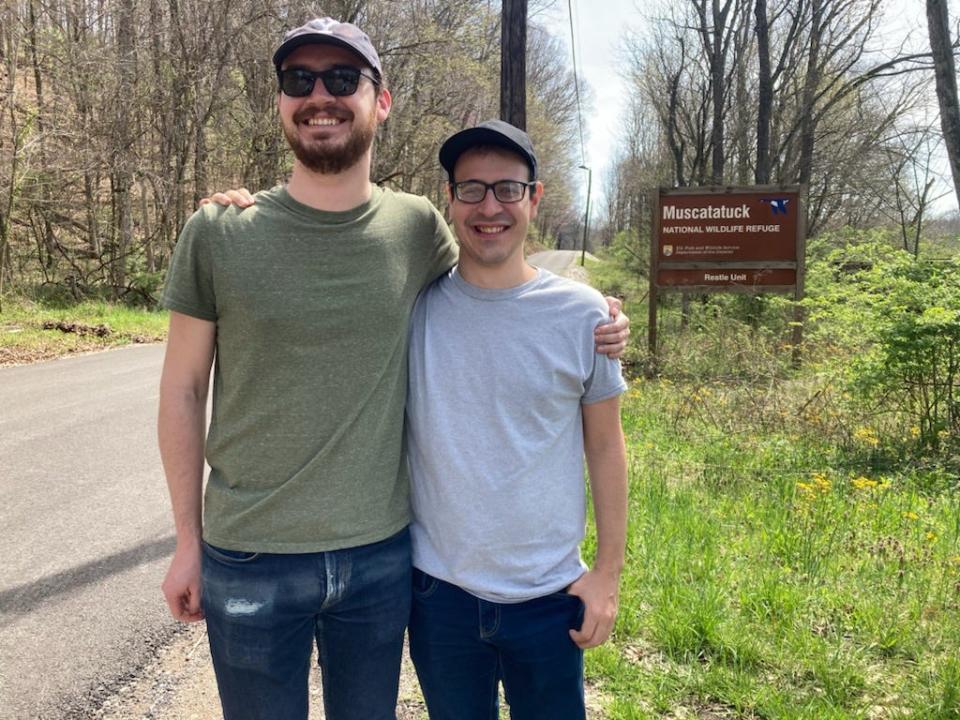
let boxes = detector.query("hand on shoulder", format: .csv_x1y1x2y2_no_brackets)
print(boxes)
198,188,256,209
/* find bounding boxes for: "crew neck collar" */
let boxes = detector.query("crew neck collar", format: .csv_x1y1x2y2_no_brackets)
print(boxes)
275,184,384,224
450,265,544,300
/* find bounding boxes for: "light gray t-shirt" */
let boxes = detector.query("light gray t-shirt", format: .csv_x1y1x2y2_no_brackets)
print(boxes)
406,266,627,603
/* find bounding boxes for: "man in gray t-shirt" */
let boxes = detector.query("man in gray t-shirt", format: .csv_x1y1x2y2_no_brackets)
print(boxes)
405,120,628,720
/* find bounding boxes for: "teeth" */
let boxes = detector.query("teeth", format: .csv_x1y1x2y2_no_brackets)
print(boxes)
476,226,506,234
306,117,340,126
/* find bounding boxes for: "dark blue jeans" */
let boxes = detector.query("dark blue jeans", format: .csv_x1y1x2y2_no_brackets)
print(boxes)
200,528,412,720
409,569,586,720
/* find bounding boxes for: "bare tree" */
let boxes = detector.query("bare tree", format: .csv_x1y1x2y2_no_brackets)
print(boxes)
927,0,960,210
693,0,751,184
754,0,805,184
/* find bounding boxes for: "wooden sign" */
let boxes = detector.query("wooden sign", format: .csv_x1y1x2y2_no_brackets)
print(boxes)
648,185,806,358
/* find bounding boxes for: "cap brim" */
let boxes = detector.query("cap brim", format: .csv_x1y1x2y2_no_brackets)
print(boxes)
273,35,379,77
439,128,532,177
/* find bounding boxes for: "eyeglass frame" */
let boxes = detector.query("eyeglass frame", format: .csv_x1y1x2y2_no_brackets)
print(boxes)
450,179,538,204
277,66,380,98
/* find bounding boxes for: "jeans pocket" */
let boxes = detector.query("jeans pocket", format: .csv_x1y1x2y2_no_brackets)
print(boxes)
544,590,585,631
202,542,261,565
412,568,440,599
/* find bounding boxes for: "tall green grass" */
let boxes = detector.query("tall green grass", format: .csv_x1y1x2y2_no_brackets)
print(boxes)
584,383,960,718
583,244,960,718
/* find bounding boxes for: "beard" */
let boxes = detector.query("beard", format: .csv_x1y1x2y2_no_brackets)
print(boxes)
283,104,378,175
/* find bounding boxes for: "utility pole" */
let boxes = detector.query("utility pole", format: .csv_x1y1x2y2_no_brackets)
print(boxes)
501,0,527,129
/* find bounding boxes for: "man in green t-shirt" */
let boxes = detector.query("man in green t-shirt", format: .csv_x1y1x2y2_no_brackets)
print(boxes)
158,16,628,720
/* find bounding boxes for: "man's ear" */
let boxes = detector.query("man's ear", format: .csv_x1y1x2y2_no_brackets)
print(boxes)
376,87,392,122
529,181,544,219
444,183,456,222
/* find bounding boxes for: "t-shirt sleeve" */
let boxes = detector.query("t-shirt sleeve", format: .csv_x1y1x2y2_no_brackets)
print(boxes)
161,209,218,321
424,200,459,280
582,306,628,405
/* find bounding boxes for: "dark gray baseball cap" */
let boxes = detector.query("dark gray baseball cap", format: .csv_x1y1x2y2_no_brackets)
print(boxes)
273,17,383,79
439,120,538,180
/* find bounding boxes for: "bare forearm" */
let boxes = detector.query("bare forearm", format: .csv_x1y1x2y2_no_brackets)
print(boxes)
585,441,628,576
582,395,628,577
570,399,628,649
158,391,206,544
157,313,215,622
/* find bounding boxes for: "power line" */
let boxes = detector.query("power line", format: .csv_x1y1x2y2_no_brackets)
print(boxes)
566,0,586,166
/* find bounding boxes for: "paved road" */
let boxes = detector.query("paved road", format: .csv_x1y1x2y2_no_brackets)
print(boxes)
0,345,180,720
527,249,596,275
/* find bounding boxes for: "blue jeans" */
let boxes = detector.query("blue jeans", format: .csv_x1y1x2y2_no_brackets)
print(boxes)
409,569,586,720
200,528,412,720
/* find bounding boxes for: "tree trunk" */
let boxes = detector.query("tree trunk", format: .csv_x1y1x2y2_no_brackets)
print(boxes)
27,0,56,270
927,0,960,210
697,0,733,184
755,0,772,183
113,0,136,294
797,0,823,188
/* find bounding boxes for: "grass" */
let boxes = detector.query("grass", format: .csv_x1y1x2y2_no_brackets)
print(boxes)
586,383,960,718
0,295,167,365
580,255,960,718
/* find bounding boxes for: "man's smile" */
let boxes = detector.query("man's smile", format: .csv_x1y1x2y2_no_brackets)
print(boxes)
305,117,342,127
473,224,509,235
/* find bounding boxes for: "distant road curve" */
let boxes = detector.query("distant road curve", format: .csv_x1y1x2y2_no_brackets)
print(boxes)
528,250,597,275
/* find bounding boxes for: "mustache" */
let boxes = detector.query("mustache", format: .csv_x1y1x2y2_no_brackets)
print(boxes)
292,105,352,125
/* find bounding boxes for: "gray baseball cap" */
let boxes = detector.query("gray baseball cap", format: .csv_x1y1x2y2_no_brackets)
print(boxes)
439,120,538,180
273,17,383,79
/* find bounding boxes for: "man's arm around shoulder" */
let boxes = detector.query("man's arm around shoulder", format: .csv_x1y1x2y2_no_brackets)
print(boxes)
158,311,216,622
568,394,628,649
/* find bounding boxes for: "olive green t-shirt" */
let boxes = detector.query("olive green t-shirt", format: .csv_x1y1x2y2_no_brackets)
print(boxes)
161,185,458,552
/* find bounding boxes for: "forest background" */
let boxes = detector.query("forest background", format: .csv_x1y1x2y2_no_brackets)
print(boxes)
0,0,958,298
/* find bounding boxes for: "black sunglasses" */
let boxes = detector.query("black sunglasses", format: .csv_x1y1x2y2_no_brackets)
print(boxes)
451,180,536,204
278,67,380,97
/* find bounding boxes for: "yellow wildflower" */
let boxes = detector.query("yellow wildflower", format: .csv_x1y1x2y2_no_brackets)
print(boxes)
853,427,880,447
797,475,830,501
851,476,879,491
926,532,938,543
903,511,920,521
909,426,921,439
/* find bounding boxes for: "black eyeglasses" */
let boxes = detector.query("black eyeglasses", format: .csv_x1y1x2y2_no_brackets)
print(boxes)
278,67,380,97
451,180,536,204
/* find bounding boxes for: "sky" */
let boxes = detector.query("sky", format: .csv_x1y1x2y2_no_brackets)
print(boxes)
539,0,955,216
